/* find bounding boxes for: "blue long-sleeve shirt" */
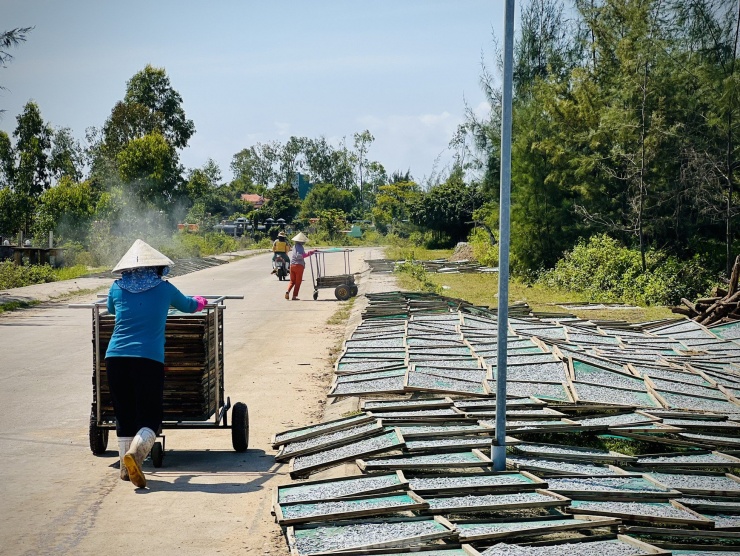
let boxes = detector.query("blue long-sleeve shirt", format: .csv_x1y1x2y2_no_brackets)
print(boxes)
105,281,198,363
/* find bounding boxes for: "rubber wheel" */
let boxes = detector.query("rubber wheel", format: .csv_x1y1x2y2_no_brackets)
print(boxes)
151,441,164,468
231,402,249,452
334,284,351,301
89,409,108,455
349,285,358,297
313,291,318,300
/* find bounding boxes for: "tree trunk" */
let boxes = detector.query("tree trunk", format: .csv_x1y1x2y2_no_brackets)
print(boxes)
727,1,740,276
638,60,649,273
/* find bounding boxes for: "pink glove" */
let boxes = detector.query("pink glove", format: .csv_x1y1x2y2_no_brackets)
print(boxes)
193,296,208,311
305,250,316,257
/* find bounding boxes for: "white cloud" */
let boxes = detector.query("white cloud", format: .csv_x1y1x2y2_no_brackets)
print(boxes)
357,110,464,182
474,101,491,118
274,122,292,137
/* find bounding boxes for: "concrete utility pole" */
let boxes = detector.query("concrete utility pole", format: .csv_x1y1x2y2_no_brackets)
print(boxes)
494,0,515,472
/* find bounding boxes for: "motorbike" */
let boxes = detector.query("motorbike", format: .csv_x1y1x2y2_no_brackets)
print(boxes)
273,257,289,281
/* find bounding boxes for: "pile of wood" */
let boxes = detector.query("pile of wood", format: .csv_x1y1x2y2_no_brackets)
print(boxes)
672,255,740,325
94,311,223,421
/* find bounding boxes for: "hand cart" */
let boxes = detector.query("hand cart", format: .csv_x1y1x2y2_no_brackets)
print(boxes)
71,295,247,467
307,248,358,301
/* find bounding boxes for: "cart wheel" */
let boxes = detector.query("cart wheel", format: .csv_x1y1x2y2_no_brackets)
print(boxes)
89,410,108,455
334,284,351,301
313,290,318,300
349,285,358,297
151,441,164,468
231,402,249,452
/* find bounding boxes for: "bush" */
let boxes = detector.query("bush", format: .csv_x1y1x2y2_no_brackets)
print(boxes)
168,232,246,257
468,227,498,267
538,234,717,306
394,261,441,294
0,261,57,289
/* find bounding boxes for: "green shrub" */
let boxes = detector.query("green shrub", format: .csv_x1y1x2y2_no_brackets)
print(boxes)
538,234,717,306
0,261,57,289
468,227,498,267
394,261,441,294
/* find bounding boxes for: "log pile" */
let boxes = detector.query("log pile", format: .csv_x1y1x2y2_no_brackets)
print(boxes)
671,255,740,325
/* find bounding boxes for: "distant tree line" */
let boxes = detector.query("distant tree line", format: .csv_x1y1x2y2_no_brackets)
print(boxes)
1,0,737,284
460,0,739,277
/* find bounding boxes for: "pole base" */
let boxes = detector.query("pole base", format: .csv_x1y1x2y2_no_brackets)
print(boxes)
492,445,507,471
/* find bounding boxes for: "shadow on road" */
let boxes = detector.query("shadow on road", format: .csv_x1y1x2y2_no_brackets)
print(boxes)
108,448,283,494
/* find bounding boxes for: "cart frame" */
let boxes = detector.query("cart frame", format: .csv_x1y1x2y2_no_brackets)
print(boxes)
71,294,248,463
307,248,358,300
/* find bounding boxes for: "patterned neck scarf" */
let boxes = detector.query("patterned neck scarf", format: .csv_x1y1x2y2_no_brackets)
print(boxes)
117,267,163,293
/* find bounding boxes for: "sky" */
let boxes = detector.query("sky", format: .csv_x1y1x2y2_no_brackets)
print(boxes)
1,0,510,185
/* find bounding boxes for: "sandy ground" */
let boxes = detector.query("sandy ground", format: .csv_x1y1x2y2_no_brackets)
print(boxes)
0,246,392,555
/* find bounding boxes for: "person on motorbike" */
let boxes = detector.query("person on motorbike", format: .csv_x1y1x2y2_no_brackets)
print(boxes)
271,231,291,274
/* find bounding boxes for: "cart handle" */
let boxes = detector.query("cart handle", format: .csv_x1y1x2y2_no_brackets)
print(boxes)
69,294,244,309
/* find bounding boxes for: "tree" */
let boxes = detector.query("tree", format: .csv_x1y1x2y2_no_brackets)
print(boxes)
33,177,96,242
300,183,355,219
185,158,221,202
97,65,194,198
510,82,583,271
50,127,84,182
303,137,337,184
587,0,677,271
13,101,52,198
277,136,307,186
410,169,483,244
671,0,740,275
0,187,23,235
230,142,279,189
0,130,14,186
514,0,577,98
316,209,348,239
372,180,421,234
102,101,163,157
116,131,181,208
353,130,374,204
1,26,33,112
122,65,195,149
0,27,33,69
265,181,301,222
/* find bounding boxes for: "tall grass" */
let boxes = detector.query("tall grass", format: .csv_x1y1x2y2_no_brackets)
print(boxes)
386,238,675,322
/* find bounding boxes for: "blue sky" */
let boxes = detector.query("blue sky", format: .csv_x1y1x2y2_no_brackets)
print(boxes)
2,1,509,185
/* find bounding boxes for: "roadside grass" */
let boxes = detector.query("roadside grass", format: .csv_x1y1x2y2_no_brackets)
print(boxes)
327,296,356,325
0,299,40,314
49,286,109,302
398,266,675,323
53,265,107,281
384,246,453,261
433,273,674,322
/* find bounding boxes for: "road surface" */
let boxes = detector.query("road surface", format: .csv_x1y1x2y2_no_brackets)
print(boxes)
0,247,383,555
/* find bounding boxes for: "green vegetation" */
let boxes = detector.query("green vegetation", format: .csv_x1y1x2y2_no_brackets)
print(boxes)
0,261,101,289
0,260,57,288
2,1,738,305
538,235,717,306
386,240,676,322
0,298,39,314
327,297,357,325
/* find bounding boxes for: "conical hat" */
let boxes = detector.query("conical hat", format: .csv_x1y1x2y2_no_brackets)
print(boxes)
292,232,309,243
112,239,174,273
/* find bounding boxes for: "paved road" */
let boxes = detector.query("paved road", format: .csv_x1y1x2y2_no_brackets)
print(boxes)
0,248,382,555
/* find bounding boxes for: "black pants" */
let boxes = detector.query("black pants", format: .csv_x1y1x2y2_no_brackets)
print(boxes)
106,357,164,437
